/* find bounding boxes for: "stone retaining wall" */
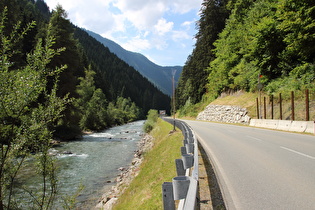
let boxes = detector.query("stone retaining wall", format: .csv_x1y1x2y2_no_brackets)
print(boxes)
197,105,251,124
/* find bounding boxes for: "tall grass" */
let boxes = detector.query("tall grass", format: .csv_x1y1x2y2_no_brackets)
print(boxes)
113,118,183,209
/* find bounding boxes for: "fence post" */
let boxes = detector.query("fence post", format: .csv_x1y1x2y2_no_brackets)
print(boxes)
162,182,175,210
291,91,295,121
306,89,309,121
279,93,282,120
256,98,259,119
264,97,266,119
270,95,274,119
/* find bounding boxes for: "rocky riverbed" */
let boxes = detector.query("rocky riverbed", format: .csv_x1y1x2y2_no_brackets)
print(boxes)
95,133,154,209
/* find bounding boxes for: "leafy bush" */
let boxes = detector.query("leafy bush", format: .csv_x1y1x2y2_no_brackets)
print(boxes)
143,109,159,133
0,10,68,208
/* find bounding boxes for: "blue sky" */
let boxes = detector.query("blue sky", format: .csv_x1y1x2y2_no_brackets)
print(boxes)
45,0,202,66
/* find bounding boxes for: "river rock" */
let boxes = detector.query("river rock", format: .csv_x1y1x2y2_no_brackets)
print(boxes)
95,133,154,209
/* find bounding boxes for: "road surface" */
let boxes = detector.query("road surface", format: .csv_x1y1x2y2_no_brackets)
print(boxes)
182,120,315,210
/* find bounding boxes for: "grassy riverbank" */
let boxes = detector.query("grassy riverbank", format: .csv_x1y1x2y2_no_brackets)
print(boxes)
112,118,183,209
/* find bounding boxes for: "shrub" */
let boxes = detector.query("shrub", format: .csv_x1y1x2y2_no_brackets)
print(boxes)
143,109,159,133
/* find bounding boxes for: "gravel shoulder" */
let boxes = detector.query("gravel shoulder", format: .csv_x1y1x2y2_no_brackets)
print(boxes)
198,143,226,210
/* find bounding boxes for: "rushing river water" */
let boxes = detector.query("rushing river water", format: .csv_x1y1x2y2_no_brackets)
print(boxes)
19,120,145,209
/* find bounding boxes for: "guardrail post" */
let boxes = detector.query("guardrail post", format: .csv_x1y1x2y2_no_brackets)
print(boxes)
182,154,194,169
185,143,194,154
183,139,188,145
187,137,194,144
181,146,187,155
172,176,190,200
162,182,175,210
175,159,185,176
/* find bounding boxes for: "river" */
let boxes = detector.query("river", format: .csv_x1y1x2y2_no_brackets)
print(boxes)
18,120,145,209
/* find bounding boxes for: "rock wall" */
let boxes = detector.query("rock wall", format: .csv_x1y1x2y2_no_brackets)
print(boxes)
197,105,251,124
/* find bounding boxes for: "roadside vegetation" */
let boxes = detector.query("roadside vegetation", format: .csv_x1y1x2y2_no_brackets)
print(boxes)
178,90,315,121
113,118,183,209
176,0,315,120
143,109,159,133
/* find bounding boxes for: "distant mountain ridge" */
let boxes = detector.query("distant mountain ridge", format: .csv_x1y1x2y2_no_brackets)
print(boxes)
86,30,182,96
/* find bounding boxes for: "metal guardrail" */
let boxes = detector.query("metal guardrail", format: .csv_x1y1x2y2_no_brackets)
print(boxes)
162,119,199,210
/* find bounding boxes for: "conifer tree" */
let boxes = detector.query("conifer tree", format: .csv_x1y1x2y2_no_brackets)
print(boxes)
48,5,85,139
176,0,230,107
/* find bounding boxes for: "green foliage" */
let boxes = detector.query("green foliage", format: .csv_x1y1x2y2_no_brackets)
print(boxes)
190,0,315,105
76,67,107,131
73,27,171,115
266,63,315,94
48,5,85,139
113,119,182,209
176,0,315,113
107,97,141,126
178,97,193,117
143,109,159,133
76,67,141,131
0,9,68,209
0,1,171,207
176,0,230,108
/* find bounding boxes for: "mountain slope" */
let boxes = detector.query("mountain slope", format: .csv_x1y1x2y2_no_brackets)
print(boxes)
73,27,171,115
86,30,182,96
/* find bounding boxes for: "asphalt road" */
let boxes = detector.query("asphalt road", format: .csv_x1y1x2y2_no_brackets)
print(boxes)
182,120,315,210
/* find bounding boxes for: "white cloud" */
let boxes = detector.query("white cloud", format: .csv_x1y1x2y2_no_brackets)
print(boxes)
172,30,190,42
172,0,202,14
113,0,168,30
44,0,202,65
122,36,151,52
154,18,174,36
181,20,195,30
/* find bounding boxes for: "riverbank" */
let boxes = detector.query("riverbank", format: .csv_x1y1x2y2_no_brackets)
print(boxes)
95,133,154,209
95,118,183,209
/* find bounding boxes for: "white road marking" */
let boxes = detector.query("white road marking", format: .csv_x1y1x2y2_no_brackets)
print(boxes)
247,136,262,141
280,146,315,160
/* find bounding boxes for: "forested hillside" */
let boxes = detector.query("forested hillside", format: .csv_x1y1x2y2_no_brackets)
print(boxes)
0,1,171,208
176,0,315,113
73,28,170,113
86,30,182,96
0,0,170,140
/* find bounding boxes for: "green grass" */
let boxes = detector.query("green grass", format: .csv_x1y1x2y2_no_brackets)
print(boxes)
113,118,183,210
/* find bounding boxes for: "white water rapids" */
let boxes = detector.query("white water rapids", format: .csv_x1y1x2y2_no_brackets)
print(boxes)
17,120,145,209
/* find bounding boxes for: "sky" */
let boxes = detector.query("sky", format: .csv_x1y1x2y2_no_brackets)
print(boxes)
44,0,203,66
